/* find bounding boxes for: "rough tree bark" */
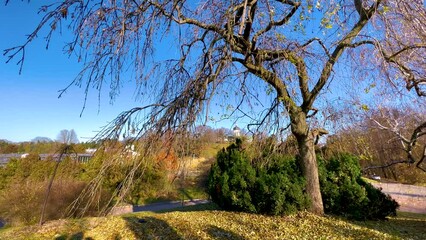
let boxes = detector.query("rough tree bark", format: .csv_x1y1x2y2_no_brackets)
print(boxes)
294,126,323,213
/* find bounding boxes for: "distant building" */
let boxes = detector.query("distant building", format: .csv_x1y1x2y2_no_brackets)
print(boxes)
225,125,243,142
233,126,241,137
0,152,94,165
85,148,97,154
0,154,21,166
39,153,94,163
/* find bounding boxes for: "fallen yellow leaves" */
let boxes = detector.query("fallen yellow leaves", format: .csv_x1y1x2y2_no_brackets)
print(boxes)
0,207,425,240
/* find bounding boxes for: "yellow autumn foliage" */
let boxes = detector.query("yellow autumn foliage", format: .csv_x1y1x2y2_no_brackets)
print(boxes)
0,207,425,240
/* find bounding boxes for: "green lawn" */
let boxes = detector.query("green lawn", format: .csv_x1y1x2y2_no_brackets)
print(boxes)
0,204,425,240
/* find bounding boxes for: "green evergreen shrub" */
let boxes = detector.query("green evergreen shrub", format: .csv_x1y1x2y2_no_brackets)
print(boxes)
208,142,308,215
319,153,399,220
253,155,309,215
208,143,398,219
358,179,399,220
207,141,257,212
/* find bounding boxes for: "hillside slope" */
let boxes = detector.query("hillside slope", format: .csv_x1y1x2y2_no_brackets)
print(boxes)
0,205,425,240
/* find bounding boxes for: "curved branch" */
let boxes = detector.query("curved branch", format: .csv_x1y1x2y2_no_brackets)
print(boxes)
233,57,296,114
306,1,382,110
371,118,426,173
247,99,280,134
3,1,81,73
252,0,300,45
299,38,331,58
416,146,426,172
362,159,416,172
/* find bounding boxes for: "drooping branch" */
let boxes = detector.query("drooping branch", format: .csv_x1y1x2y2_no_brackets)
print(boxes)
343,39,426,97
306,0,382,111
233,57,296,115
4,1,82,74
247,98,281,134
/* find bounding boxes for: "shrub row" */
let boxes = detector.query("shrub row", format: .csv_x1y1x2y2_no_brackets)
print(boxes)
0,179,111,226
207,142,398,220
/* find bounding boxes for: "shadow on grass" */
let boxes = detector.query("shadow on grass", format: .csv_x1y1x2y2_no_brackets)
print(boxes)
341,212,426,240
50,218,94,240
54,231,94,240
123,216,244,240
155,202,221,214
206,225,245,240
123,216,183,239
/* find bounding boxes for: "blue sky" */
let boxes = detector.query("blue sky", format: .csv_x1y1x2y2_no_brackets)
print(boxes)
0,2,143,142
0,1,242,142
0,1,392,143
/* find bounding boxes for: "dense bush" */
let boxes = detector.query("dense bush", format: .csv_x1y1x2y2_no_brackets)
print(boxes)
0,146,175,226
208,142,257,212
253,155,309,215
318,153,399,220
208,143,398,219
0,154,84,191
82,148,174,205
208,141,309,215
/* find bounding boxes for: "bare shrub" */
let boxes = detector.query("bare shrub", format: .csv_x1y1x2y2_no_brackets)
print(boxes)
0,179,111,226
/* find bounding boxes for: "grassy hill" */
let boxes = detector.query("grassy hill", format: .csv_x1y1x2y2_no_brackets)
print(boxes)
0,204,425,240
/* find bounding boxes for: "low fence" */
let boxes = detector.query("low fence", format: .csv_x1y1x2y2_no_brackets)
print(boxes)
371,182,426,214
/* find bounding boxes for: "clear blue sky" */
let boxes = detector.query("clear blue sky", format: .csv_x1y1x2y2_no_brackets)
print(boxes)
0,1,239,143
0,2,144,142
0,2,379,143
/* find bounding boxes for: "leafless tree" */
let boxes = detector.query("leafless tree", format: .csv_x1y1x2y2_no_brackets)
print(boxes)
368,108,426,172
4,0,426,215
322,106,426,184
57,129,79,144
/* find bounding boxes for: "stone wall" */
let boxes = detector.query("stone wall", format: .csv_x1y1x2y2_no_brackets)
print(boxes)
371,182,426,214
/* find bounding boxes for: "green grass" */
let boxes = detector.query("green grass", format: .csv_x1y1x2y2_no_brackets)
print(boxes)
178,187,209,201
1,205,425,240
200,143,228,159
361,177,379,184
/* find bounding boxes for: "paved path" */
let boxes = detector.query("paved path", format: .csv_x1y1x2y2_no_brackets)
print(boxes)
110,199,211,215
371,182,426,214
133,199,210,212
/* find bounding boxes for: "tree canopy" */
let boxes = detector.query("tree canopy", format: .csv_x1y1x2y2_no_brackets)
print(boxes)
4,0,426,214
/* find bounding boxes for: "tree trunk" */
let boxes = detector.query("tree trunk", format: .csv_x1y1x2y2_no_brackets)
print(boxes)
296,132,324,215
291,111,324,215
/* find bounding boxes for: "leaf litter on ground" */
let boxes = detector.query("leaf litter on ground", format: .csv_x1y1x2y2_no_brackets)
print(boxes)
0,204,425,240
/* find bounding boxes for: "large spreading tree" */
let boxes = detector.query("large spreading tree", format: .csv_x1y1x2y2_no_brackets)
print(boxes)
4,0,426,214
